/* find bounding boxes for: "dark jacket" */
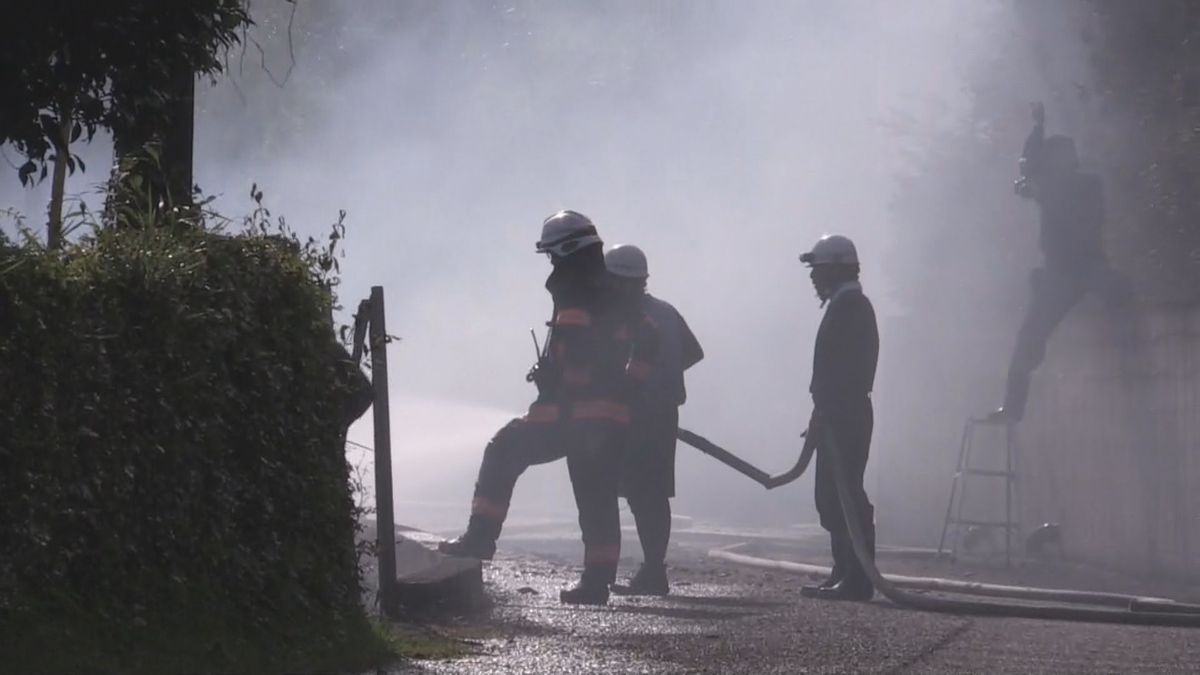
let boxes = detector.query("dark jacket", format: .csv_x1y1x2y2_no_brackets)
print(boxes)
1037,172,1106,274
810,284,878,413
638,293,703,409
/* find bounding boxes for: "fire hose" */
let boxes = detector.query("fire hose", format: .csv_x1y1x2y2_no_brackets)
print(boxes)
676,427,811,489
679,426,1200,626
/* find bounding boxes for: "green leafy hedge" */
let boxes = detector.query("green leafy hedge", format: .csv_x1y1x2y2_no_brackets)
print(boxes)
0,224,378,671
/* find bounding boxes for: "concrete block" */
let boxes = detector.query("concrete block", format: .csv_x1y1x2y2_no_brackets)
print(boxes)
385,529,485,615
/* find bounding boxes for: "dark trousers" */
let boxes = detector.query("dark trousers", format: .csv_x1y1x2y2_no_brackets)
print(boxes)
469,417,624,585
1004,265,1130,419
622,407,679,567
814,399,875,588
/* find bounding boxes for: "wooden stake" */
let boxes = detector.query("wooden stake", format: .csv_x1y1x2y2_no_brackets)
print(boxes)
369,286,397,610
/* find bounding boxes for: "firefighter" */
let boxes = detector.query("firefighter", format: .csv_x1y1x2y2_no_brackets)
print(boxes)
798,234,879,602
438,210,655,606
992,102,1128,423
604,244,703,596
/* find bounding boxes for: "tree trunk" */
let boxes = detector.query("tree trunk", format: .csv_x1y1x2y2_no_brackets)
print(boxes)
46,110,72,250
160,69,195,210
111,66,195,217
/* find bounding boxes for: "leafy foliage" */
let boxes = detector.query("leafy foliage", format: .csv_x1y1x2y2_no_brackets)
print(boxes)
0,195,379,672
0,1,250,186
1083,0,1200,302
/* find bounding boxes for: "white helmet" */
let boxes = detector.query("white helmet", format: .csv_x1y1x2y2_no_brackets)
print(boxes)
536,210,602,258
604,244,648,279
800,234,859,267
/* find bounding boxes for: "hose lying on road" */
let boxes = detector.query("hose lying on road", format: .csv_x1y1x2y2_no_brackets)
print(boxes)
709,544,1200,613
821,424,1200,627
684,423,1200,624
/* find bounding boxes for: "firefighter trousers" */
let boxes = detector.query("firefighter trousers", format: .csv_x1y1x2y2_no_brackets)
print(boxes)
814,399,875,589
621,406,679,567
468,417,625,585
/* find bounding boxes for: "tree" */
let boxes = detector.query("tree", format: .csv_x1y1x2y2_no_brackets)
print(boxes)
1083,0,1200,302
0,1,252,247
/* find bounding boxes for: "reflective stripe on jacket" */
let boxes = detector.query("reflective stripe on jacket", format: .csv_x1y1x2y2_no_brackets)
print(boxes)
524,297,653,425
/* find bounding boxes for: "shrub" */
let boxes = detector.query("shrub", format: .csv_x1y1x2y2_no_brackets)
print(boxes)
0,202,381,672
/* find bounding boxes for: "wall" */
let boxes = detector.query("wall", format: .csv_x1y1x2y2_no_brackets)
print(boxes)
1020,299,1200,581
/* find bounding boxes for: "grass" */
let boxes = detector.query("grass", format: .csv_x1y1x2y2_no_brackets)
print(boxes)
0,606,465,675
376,620,469,661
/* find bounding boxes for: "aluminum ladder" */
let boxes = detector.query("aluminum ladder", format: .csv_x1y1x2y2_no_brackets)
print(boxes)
937,417,1021,566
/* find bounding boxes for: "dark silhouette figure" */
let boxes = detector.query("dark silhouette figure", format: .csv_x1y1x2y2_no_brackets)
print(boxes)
993,103,1129,423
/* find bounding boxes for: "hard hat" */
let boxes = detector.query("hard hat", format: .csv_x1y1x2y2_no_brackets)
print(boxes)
536,210,602,258
800,234,859,266
604,244,648,279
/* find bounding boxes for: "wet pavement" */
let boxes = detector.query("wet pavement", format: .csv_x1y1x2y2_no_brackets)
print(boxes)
379,525,1200,674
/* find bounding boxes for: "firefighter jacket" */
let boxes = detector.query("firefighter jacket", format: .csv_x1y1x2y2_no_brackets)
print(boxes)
637,293,703,411
809,282,878,413
527,268,657,426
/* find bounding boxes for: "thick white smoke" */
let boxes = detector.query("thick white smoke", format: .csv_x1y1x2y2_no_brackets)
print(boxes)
4,1,1101,542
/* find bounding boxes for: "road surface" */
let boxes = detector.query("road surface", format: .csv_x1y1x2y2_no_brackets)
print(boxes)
382,522,1200,674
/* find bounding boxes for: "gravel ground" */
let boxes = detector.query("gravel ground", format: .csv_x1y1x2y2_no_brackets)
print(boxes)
378,524,1200,674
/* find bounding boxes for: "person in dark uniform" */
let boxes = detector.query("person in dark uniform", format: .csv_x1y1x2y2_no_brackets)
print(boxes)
603,244,704,596
797,234,879,602
438,210,657,606
991,103,1129,423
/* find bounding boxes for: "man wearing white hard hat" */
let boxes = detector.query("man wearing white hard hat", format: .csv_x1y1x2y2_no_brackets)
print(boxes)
604,244,704,596
797,234,879,601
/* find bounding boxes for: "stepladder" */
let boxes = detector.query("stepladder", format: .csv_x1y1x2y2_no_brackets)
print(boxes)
937,417,1022,566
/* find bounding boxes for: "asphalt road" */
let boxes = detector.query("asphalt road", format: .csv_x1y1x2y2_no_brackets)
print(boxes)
383,525,1200,674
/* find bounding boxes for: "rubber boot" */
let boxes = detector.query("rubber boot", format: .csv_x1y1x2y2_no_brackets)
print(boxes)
611,563,669,596
809,526,875,601
803,525,873,601
801,569,843,597
818,565,844,589
803,530,851,596
561,567,612,605
436,516,498,560
803,578,874,601
560,579,610,605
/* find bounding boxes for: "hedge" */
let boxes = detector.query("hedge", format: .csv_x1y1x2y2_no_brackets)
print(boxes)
0,222,378,671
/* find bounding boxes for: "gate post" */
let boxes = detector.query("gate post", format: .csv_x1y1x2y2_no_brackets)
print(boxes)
368,286,397,609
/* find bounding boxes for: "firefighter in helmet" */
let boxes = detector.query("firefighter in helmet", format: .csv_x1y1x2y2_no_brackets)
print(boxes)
798,234,879,601
604,244,703,596
439,210,656,606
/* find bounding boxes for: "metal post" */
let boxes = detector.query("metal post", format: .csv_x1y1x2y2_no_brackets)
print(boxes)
937,421,972,558
952,421,975,558
369,286,397,608
1004,426,1013,568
